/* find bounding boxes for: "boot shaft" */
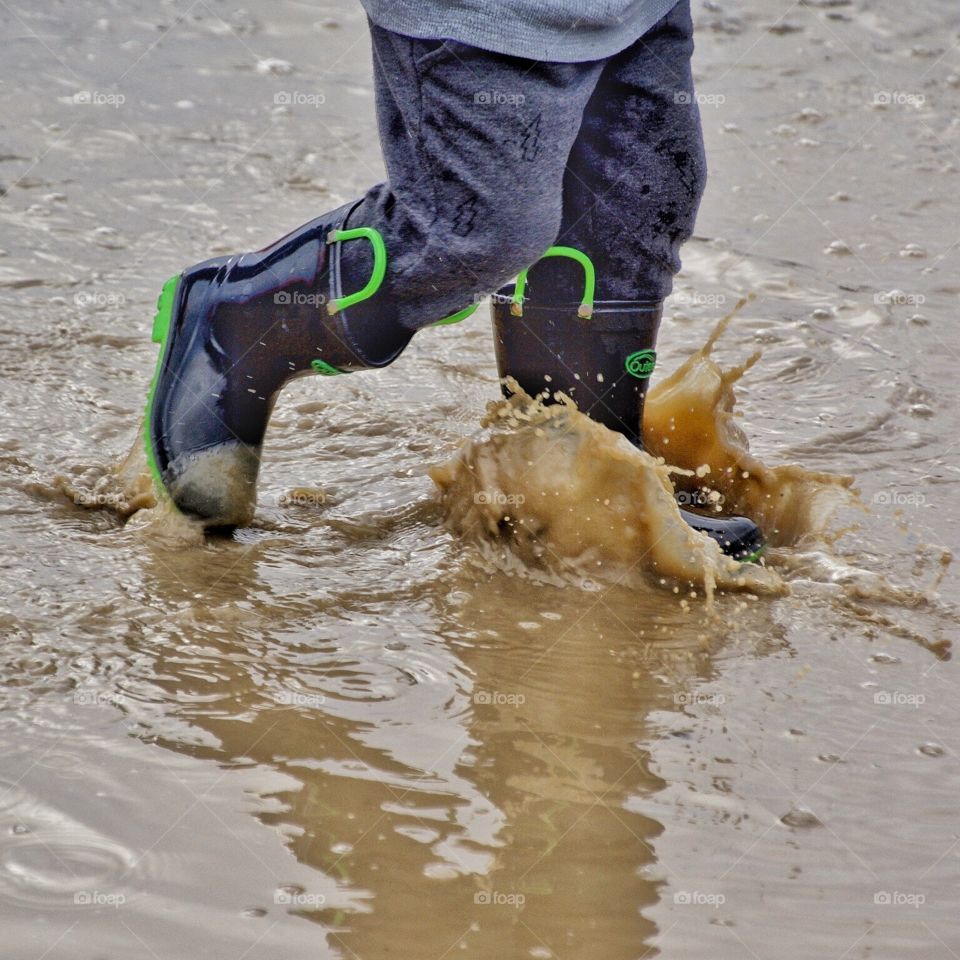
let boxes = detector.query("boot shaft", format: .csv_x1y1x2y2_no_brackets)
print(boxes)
491,289,662,445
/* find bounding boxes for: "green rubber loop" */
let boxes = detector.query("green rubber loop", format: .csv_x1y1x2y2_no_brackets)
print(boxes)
144,274,181,505
512,246,596,319
326,226,387,315
432,302,479,326
741,546,765,565
311,358,343,376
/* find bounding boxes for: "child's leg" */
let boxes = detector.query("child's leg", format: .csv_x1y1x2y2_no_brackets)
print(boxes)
528,0,707,303
147,27,608,524
491,2,764,560
342,23,608,330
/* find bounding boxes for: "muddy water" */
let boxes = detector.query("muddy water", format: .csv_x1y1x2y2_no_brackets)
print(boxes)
2,0,960,957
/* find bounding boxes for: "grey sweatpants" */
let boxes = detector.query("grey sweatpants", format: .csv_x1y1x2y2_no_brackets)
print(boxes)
342,0,706,331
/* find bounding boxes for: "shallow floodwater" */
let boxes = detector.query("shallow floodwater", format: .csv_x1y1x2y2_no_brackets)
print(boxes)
1,0,959,957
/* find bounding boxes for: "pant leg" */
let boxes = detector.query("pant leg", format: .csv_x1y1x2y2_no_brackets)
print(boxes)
527,0,707,303
341,23,607,332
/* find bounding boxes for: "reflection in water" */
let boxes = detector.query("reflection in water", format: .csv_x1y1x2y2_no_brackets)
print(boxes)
117,539,786,958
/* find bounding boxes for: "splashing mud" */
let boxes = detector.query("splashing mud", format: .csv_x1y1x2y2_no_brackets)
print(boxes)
430,311,853,596
52,427,203,545
53,310,856,595
644,308,854,547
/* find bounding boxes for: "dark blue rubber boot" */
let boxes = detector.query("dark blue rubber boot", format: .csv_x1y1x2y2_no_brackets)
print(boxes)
145,203,411,526
490,247,764,562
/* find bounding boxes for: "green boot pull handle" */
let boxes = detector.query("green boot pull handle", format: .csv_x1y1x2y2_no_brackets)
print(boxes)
326,226,387,315
511,246,596,319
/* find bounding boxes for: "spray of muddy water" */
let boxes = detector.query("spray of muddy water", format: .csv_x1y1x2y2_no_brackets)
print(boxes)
431,307,853,598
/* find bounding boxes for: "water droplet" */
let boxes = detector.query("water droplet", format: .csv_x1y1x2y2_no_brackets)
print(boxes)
870,653,900,664
241,906,267,918
423,862,459,880
779,808,822,829
256,58,293,75
918,743,944,757
825,240,853,256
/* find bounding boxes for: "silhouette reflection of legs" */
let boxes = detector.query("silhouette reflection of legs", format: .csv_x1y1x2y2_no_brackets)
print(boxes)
129,540,779,958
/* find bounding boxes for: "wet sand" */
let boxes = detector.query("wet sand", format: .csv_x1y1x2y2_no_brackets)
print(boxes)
1,0,959,957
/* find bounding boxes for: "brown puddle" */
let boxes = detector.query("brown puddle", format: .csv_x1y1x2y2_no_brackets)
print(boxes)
430,308,854,598
54,308,855,593
54,311,853,598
